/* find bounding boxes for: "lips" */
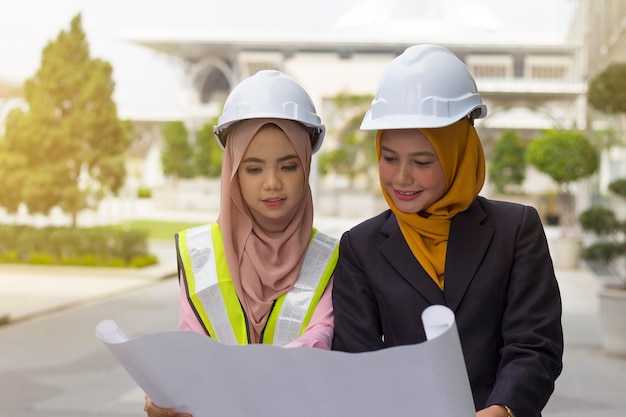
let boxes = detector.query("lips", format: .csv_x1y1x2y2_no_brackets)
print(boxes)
263,197,285,203
262,197,286,207
394,190,419,201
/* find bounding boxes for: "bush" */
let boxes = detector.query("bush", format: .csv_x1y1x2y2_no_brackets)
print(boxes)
0,250,20,263
608,178,626,198
129,254,159,268
526,129,598,185
137,186,152,199
0,224,157,268
526,129,599,237
27,252,56,265
579,178,626,286
106,257,128,267
581,242,622,264
120,229,149,261
488,129,526,194
579,207,621,235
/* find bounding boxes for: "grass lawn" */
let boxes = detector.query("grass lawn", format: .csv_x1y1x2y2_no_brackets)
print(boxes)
116,220,205,241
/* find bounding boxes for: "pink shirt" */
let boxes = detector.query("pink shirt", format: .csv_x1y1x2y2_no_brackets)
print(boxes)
178,275,334,350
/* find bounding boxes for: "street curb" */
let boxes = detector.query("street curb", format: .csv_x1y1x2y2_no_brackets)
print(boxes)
0,263,178,326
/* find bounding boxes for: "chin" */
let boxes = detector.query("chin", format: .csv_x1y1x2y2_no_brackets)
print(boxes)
255,209,289,221
392,200,420,214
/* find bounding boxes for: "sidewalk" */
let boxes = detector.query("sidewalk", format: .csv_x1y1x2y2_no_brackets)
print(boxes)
0,261,176,325
545,265,626,416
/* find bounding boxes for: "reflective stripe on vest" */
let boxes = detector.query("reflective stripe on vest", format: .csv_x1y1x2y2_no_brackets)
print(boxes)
266,229,339,346
177,223,338,346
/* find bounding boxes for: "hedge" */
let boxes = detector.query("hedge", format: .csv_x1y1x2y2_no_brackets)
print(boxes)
0,224,157,268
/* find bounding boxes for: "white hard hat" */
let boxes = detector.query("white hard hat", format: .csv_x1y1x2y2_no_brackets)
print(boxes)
361,44,487,130
214,70,326,153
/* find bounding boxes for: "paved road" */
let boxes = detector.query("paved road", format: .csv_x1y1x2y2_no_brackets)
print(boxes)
2,268,626,417
0,278,180,417
1,224,626,416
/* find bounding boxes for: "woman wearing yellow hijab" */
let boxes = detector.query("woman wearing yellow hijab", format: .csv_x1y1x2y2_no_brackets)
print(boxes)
332,45,563,417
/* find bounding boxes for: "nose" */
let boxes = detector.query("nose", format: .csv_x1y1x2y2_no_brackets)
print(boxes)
263,169,282,190
396,161,413,185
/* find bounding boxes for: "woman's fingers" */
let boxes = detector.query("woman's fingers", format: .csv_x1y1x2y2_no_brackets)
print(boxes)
144,395,188,417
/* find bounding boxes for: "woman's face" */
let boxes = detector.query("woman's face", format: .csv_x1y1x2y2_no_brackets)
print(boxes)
238,125,306,220
379,129,446,214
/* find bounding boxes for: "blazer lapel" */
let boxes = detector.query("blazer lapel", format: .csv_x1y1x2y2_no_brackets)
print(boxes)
444,199,493,312
379,215,445,305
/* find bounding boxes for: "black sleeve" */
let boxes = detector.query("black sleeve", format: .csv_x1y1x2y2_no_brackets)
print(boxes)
487,205,564,417
332,230,385,352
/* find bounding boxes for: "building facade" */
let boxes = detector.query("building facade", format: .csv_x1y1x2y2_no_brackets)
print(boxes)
127,0,586,204
7,1,626,220
571,0,626,202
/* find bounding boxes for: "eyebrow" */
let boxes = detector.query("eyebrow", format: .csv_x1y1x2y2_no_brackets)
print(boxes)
380,145,435,157
241,154,300,164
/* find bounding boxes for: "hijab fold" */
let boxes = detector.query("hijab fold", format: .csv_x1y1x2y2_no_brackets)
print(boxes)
377,118,486,289
217,118,313,343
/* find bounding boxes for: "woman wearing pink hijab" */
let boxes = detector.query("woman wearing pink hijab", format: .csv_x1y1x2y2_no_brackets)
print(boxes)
145,70,338,417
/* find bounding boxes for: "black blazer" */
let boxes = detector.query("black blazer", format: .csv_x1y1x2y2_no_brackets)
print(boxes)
332,197,563,417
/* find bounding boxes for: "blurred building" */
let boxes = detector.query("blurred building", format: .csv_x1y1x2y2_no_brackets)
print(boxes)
578,0,626,76
571,0,626,201
8,1,623,219
125,0,585,202
129,1,585,136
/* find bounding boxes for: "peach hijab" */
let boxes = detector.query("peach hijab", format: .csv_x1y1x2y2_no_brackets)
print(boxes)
217,118,313,343
377,118,486,290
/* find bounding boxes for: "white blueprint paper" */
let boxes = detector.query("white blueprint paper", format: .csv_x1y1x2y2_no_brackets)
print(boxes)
96,305,475,417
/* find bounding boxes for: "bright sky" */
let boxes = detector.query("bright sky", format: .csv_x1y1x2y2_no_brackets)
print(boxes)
0,0,578,112
0,0,193,112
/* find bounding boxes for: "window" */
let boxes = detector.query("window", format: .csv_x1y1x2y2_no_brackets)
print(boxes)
465,55,513,79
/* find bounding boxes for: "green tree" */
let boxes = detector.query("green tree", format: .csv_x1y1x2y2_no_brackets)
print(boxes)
194,120,222,178
488,129,527,194
317,93,377,189
588,63,626,115
587,63,626,177
0,14,131,227
0,138,27,215
526,129,599,236
160,120,195,180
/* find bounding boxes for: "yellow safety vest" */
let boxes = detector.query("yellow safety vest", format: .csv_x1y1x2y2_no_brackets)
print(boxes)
176,223,338,345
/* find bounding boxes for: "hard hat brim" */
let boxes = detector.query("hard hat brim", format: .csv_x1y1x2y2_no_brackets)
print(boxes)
360,104,487,130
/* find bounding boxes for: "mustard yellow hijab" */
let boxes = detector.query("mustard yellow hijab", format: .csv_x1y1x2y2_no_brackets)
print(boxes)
376,118,486,290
